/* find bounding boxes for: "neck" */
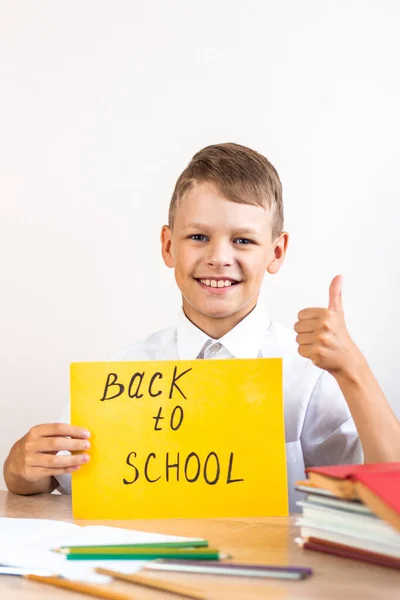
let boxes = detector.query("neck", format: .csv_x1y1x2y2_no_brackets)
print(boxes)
182,302,258,339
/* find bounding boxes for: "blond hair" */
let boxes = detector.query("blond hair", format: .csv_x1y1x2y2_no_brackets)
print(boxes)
168,142,283,238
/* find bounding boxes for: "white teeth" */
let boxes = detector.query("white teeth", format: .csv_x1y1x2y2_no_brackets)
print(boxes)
199,279,236,288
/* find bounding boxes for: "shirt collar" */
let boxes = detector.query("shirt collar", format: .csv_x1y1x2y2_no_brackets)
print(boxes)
177,303,271,360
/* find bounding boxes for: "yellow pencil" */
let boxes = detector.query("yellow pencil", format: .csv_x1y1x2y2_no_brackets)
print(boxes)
25,574,135,600
96,568,207,599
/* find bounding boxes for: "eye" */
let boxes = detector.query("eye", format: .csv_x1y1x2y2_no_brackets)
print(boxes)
234,238,254,245
189,234,208,242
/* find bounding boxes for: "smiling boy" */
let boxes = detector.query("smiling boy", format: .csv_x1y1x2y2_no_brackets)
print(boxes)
161,182,286,339
4,143,366,511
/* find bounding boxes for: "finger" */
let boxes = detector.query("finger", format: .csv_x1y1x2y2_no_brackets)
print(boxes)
25,465,83,481
294,318,321,333
328,274,343,313
46,465,82,475
30,423,91,439
296,333,316,345
297,344,313,359
297,308,330,321
64,465,82,473
29,437,91,454
28,452,90,469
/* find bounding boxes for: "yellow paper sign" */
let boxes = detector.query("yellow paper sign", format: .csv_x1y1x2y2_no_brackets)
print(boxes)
71,358,288,519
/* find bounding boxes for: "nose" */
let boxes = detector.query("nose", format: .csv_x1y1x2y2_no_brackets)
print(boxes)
206,239,233,268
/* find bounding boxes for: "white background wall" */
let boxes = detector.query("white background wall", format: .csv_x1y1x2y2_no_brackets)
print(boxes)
1,0,400,489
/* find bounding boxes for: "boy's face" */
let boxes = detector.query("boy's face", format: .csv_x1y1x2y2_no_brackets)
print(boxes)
161,182,288,338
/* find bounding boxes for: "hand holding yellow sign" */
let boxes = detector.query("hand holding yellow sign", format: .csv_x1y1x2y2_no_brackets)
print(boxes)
71,358,287,519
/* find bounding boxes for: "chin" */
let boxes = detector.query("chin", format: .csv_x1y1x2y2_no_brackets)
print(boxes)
200,306,238,320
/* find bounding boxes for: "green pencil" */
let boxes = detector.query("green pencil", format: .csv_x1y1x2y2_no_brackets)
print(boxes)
56,540,208,553
64,549,227,561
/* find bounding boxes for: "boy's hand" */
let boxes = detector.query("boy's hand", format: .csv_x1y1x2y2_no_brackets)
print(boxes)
4,423,91,493
294,275,361,376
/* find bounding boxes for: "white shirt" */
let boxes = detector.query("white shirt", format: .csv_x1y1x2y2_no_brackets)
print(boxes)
57,304,362,512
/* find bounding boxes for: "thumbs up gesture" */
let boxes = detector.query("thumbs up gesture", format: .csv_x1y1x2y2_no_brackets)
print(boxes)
294,275,359,376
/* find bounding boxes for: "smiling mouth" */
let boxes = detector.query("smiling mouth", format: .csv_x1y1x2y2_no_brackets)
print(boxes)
194,278,241,288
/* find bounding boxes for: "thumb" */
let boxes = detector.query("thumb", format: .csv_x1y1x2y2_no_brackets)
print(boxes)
328,275,343,312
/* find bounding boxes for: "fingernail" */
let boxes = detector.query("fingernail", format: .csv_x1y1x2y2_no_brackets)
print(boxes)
83,430,91,438
83,441,91,449
82,454,90,462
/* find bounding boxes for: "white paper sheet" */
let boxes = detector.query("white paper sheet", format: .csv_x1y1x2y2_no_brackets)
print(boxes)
0,517,204,583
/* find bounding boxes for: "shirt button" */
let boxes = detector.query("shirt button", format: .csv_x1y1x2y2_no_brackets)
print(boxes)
210,342,222,352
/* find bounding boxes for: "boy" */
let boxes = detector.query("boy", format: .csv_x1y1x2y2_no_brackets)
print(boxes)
4,143,398,510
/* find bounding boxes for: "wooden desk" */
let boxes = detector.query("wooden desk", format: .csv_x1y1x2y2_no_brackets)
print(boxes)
0,490,399,599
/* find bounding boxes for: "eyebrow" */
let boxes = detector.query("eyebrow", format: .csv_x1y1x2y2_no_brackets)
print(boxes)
184,222,261,235
183,223,262,237
233,228,262,237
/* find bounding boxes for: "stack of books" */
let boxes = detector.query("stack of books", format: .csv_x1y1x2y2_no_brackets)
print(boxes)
295,462,400,569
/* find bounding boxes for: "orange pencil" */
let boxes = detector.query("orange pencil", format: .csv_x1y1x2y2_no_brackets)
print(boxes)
96,568,207,599
25,574,134,600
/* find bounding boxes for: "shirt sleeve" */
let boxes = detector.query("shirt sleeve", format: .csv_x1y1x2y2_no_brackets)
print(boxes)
300,370,363,468
54,402,72,495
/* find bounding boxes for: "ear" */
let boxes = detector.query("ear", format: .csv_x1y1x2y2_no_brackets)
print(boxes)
266,231,289,275
160,225,174,268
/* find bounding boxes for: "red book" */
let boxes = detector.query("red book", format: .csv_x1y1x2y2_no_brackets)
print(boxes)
299,537,400,570
306,462,400,533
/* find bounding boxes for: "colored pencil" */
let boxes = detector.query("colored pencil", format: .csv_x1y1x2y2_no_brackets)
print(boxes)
24,574,133,600
60,546,215,556
144,559,313,580
56,540,208,553
65,549,227,561
96,568,207,599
